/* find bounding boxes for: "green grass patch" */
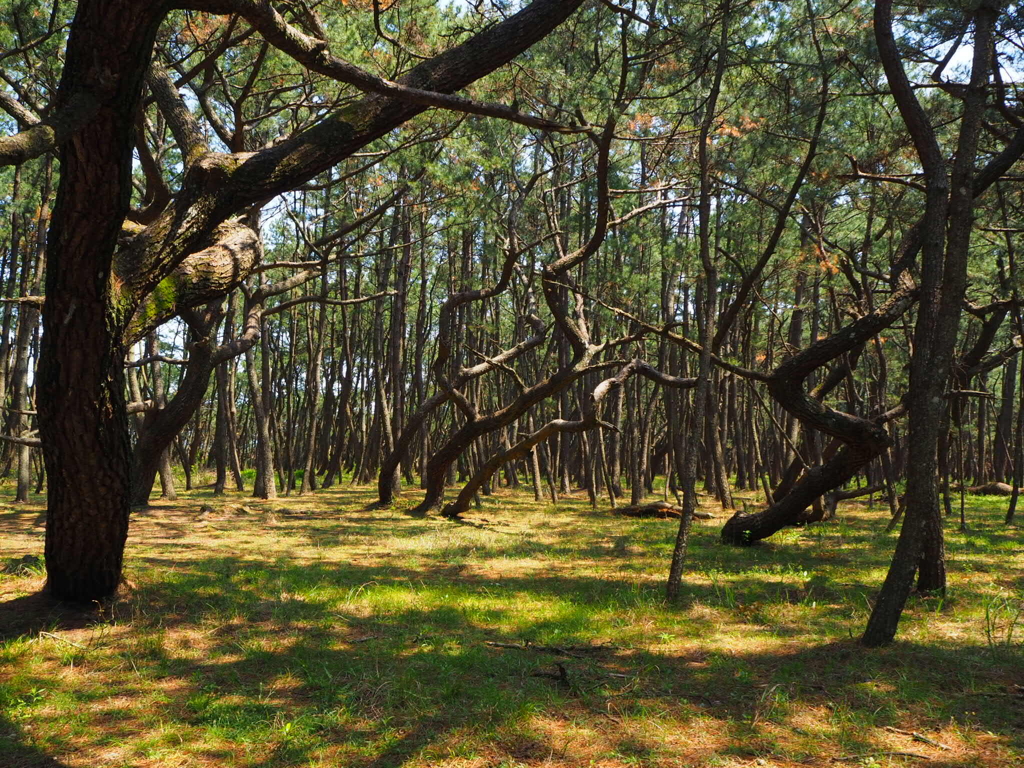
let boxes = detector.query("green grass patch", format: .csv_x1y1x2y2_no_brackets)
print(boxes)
0,483,1021,766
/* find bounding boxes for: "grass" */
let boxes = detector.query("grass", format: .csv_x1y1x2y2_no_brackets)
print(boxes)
0,481,1022,767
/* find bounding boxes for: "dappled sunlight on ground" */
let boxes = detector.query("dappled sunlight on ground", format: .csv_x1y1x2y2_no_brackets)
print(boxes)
1,482,1022,766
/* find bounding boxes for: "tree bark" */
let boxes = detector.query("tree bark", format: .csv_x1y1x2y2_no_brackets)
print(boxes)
863,0,995,645
38,0,168,602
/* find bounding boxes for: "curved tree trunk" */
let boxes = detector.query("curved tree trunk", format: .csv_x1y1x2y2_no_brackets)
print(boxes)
721,280,913,545
129,333,217,507
412,353,598,514
381,316,547,507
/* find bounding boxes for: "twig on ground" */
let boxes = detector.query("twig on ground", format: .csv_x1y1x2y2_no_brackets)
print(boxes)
37,631,87,649
883,725,951,750
832,752,930,762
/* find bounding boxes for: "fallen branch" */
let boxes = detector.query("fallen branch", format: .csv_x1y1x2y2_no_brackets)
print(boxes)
964,481,1017,496
37,631,87,649
882,726,951,750
485,640,614,658
530,662,571,687
964,686,1024,697
832,752,930,762
611,501,714,520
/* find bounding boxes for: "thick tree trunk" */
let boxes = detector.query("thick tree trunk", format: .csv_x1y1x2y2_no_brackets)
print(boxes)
38,1,167,602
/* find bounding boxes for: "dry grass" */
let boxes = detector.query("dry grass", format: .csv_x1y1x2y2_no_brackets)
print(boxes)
1,481,1022,767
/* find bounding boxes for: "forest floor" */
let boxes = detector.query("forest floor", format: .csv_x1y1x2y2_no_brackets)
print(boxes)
0,482,1022,768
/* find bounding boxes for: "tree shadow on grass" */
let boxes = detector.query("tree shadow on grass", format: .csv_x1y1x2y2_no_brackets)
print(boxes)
4,553,1010,766
0,711,75,768
0,596,81,765
0,591,106,643
3,508,1023,768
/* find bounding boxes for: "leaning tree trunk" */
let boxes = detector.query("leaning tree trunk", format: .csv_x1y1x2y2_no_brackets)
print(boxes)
130,322,219,507
414,356,594,514
720,281,910,545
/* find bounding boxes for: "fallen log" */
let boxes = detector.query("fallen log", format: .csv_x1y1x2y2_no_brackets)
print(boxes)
611,501,714,520
965,481,1016,496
